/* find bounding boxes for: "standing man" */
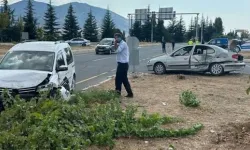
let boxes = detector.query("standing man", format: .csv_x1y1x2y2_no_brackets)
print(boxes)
161,36,166,53
114,33,133,98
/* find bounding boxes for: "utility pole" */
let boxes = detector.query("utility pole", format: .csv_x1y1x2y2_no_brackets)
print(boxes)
195,14,199,41
151,11,155,43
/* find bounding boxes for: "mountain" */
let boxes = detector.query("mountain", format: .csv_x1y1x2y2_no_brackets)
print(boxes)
8,0,129,34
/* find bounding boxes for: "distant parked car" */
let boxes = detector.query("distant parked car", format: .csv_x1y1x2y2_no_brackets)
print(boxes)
95,38,115,55
147,44,245,75
65,38,90,46
207,38,229,49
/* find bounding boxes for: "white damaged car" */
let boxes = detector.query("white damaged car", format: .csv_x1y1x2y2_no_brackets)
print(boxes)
147,44,245,75
0,41,76,107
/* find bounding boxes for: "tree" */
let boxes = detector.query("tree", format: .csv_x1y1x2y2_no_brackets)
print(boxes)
174,16,186,42
1,0,14,26
186,17,195,40
23,0,37,39
213,17,224,37
141,21,151,42
166,18,177,41
83,10,98,42
0,13,9,29
101,9,115,38
131,21,142,40
155,19,165,42
37,26,44,40
43,0,59,41
62,4,79,40
17,15,24,32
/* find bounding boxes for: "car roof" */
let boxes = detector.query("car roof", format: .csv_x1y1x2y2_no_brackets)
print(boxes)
9,41,69,52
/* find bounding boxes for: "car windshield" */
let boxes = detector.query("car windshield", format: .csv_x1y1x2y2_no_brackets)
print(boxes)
99,39,112,45
0,51,55,72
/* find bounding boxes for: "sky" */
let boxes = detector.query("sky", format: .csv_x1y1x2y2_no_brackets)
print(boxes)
4,0,250,33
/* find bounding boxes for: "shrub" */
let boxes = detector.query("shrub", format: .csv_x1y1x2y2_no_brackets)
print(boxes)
179,90,200,107
0,90,203,149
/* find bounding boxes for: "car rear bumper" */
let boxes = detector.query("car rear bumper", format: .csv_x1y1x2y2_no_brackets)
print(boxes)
222,62,246,72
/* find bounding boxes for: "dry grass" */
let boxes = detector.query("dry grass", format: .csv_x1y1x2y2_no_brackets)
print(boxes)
94,73,250,150
240,51,250,59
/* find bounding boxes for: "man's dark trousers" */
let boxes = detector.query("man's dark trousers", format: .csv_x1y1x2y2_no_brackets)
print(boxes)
115,62,133,95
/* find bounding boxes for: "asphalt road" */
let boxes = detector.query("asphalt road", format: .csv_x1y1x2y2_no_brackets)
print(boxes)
74,43,250,91
75,44,175,90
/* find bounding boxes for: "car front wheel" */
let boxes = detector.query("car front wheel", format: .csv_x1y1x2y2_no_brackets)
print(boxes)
153,62,166,75
71,75,76,93
209,63,224,75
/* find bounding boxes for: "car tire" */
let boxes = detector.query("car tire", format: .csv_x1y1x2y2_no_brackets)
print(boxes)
235,46,241,52
71,75,76,93
153,62,166,75
96,51,99,55
209,63,224,76
82,43,86,46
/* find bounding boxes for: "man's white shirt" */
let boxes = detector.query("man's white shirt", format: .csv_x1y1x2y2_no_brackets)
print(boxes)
116,40,129,63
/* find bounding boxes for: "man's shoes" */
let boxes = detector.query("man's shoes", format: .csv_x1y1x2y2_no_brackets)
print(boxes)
125,94,133,98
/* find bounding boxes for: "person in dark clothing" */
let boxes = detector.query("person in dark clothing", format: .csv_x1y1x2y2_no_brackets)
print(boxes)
171,39,175,51
114,33,133,98
161,37,166,53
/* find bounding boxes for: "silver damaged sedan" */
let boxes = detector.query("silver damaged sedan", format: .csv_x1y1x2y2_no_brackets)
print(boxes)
147,44,245,75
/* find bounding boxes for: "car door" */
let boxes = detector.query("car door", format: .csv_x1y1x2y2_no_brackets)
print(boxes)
166,46,193,70
56,51,68,87
190,45,216,69
64,47,74,88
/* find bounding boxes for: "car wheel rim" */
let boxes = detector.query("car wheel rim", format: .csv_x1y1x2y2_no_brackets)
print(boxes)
211,64,222,74
155,64,164,74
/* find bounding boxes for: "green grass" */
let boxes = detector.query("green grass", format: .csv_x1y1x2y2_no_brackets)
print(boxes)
0,90,203,149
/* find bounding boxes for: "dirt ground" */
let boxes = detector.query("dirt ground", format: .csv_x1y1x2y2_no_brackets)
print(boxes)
95,73,250,150
240,51,250,59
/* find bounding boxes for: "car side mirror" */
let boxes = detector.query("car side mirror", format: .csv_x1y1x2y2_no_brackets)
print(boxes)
56,65,68,72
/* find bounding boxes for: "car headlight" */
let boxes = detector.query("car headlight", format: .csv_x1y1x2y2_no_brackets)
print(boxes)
147,60,151,64
37,82,55,92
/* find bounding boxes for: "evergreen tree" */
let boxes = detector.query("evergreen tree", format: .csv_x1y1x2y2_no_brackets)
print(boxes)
175,16,186,42
101,9,115,38
131,21,142,40
17,15,24,32
186,17,195,40
62,4,79,40
83,10,98,42
37,26,44,41
155,19,165,42
23,0,37,39
141,21,151,42
2,0,14,26
213,17,224,37
166,18,177,41
43,0,59,41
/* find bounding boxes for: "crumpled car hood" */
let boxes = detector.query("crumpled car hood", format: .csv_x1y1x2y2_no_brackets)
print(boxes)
0,70,50,89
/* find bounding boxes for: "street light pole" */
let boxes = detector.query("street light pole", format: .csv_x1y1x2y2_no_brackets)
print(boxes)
151,12,154,43
195,14,199,41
